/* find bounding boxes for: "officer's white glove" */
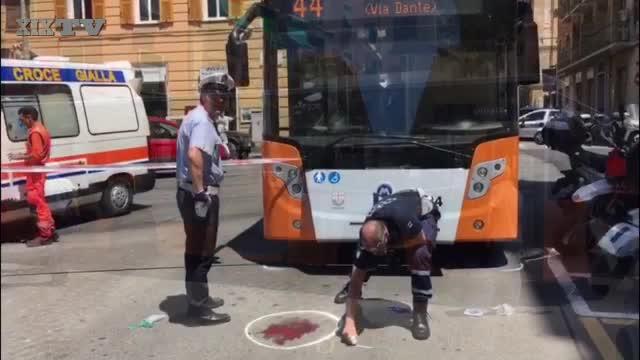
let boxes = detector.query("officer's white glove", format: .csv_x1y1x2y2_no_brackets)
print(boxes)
193,191,212,219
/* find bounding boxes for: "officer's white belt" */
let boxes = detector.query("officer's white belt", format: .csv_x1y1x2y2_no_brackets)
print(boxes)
178,182,220,195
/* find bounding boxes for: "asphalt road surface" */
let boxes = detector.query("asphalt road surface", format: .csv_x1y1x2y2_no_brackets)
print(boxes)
1,142,638,360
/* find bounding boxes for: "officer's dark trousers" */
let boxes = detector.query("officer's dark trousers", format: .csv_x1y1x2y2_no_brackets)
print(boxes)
177,188,220,306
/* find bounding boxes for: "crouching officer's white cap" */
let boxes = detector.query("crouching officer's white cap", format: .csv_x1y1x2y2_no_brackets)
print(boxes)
199,68,235,92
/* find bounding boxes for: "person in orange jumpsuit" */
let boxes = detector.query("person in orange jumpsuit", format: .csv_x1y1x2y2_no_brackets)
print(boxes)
8,106,57,247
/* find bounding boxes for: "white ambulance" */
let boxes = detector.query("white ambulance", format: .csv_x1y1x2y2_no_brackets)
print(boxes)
1,57,155,223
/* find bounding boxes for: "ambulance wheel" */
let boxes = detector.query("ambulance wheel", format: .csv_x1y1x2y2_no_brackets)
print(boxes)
101,177,133,217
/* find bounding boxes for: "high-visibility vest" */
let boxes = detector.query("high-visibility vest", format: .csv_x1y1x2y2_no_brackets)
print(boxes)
26,122,51,166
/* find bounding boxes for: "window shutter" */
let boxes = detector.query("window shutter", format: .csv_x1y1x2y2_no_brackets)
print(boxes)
55,0,67,18
188,0,203,21
230,0,250,18
160,0,174,22
120,0,134,25
93,0,105,19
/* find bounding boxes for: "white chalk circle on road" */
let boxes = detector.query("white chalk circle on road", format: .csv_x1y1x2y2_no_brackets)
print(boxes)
244,310,340,350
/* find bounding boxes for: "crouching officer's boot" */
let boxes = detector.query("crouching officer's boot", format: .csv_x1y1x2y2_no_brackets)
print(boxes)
411,301,430,340
334,282,350,304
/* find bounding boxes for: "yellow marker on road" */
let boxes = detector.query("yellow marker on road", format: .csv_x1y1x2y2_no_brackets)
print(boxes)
581,317,624,360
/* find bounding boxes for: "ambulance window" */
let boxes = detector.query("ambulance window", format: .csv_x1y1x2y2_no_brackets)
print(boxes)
37,85,80,138
1,84,79,141
81,85,139,135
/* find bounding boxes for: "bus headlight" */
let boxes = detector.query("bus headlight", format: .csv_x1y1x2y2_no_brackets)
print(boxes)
291,183,302,194
473,182,485,193
469,179,489,199
468,158,506,199
272,163,304,199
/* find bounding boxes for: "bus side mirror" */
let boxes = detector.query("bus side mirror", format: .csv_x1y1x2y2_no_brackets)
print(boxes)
517,20,541,85
226,3,263,87
517,21,540,85
516,1,540,85
226,38,250,87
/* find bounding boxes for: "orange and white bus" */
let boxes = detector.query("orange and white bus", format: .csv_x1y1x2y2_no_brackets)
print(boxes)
227,0,540,244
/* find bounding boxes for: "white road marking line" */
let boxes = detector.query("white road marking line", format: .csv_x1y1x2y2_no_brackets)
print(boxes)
499,263,524,272
547,255,639,320
261,265,289,271
244,310,340,351
600,318,638,326
581,318,624,360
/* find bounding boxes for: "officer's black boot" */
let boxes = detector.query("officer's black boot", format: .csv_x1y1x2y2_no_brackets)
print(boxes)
185,255,230,323
411,301,430,340
334,281,350,304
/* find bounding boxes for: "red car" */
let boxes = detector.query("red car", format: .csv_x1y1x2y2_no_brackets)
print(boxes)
148,116,230,162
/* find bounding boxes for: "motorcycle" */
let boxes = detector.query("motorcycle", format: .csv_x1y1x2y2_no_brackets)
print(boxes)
542,111,639,298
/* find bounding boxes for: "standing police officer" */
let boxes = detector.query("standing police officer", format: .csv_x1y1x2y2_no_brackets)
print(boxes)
176,71,234,323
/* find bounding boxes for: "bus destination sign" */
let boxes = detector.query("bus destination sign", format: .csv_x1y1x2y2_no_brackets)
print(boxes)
287,0,483,20
363,0,437,17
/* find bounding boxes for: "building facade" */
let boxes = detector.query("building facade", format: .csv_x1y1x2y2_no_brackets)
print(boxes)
1,0,264,132
522,0,559,109
556,0,639,114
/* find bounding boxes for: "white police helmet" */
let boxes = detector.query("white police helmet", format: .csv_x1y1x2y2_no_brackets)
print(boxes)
199,67,235,93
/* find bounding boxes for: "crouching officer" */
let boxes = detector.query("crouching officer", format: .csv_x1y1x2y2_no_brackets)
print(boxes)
339,188,441,345
176,71,234,323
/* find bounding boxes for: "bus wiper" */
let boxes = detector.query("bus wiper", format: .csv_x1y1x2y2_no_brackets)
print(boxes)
325,134,472,159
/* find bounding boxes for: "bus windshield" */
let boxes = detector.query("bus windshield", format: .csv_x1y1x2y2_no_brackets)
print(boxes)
267,0,518,147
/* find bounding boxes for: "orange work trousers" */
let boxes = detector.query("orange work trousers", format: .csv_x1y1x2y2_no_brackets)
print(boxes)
26,173,55,239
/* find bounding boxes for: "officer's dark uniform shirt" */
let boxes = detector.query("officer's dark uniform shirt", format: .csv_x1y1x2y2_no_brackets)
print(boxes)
365,190,423,245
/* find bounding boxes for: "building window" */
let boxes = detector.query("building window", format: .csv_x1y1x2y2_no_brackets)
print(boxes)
596,73,606,113
587,78,594,110
137,66,168,117
69,0,93,19
140,82,168,117
558,89,563,108
575,83,583,112
204,0,229,19
583,4,593,25
4,0,29,31
139,0,160,22
615,67,627,110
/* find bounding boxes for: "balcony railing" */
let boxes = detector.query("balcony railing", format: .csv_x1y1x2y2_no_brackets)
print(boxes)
557,18,639,68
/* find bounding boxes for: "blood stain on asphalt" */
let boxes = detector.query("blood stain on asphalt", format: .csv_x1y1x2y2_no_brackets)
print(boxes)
261,318,320,345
